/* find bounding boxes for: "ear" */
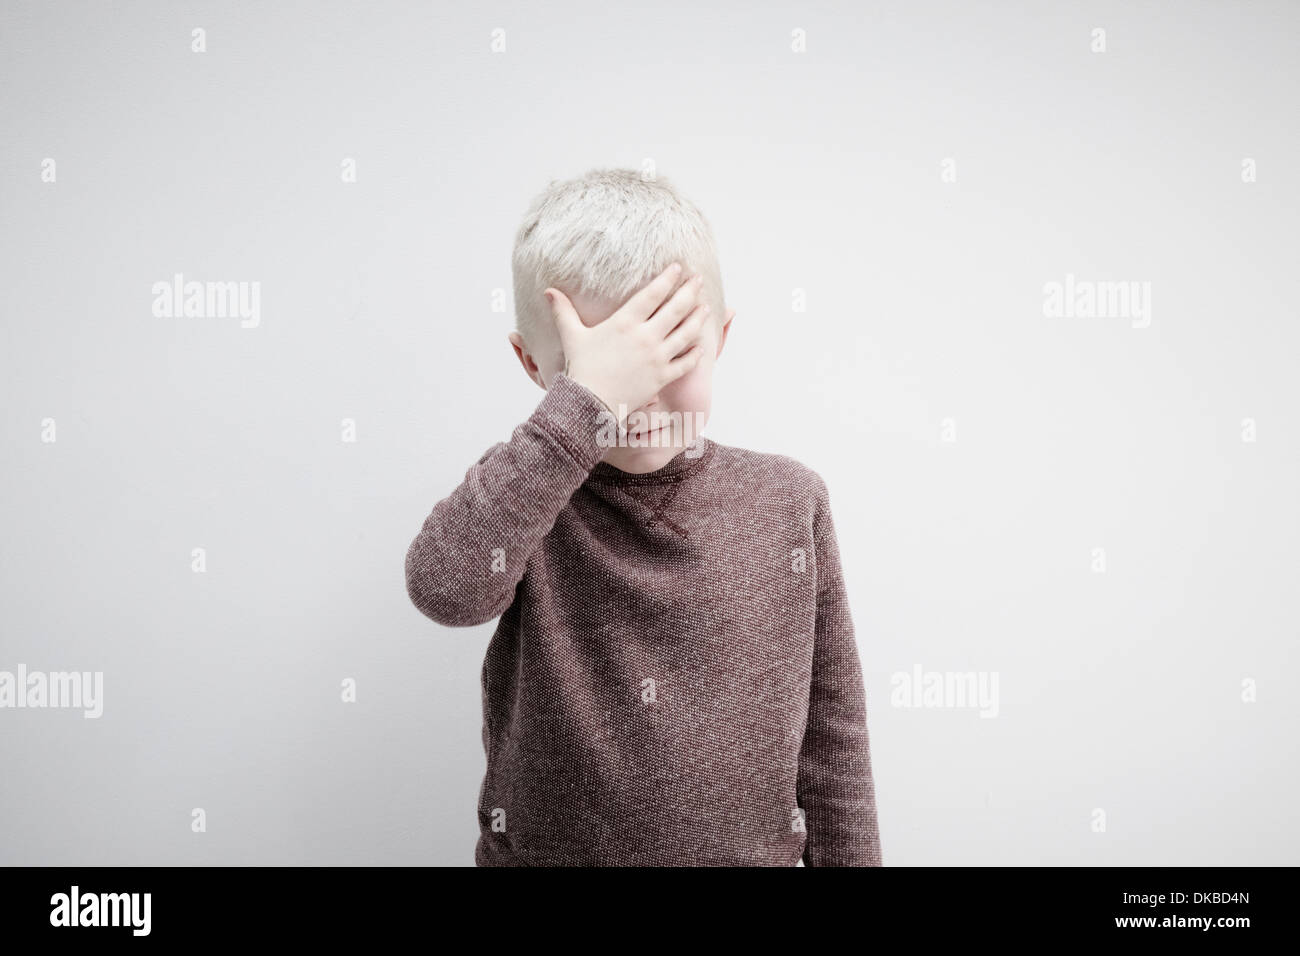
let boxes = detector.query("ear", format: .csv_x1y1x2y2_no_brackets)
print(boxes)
715,307,735,359
508,331,547,390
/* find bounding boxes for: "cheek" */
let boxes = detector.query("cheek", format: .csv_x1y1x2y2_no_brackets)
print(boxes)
666,362,714,416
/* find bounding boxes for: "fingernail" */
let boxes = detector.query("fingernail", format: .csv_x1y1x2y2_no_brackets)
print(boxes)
668,263,681,275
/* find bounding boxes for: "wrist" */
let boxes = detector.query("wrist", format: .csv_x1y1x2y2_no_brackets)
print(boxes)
564,371,621,423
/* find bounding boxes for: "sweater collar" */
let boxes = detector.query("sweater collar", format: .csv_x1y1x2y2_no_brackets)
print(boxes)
588,436,715,485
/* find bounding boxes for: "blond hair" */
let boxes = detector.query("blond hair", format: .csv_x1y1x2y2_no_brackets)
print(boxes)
511,168,725,353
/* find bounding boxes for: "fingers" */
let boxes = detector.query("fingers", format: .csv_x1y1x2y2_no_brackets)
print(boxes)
661,302,709,357
614,262,685,325
663,343,705,382
646,271,705,338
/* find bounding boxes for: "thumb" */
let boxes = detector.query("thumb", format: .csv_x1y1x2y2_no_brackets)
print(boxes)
544,288,583,346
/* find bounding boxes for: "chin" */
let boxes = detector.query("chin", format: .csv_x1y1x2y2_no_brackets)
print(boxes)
603,444,679,473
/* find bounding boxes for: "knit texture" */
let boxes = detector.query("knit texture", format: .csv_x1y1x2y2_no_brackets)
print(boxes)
405,373,882,866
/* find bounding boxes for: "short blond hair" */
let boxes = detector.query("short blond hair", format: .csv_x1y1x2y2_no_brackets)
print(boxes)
511,168,725,353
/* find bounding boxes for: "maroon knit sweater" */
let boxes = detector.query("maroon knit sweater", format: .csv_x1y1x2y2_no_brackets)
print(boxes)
405,373,882,866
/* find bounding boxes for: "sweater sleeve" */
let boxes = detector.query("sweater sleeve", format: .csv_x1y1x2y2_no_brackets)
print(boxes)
404,372,613,627
797,480,883,866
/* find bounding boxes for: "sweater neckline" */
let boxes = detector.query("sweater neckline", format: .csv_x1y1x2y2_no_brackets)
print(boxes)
588,436,715,485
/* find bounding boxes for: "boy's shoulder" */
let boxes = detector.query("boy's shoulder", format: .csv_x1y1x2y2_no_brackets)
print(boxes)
704,439,832,508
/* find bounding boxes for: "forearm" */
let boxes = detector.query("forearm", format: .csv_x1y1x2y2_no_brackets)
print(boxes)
404,373,610,626
797,635,882,866
797,481,883,866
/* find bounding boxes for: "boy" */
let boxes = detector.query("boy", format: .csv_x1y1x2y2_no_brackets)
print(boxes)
405,169,882,866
